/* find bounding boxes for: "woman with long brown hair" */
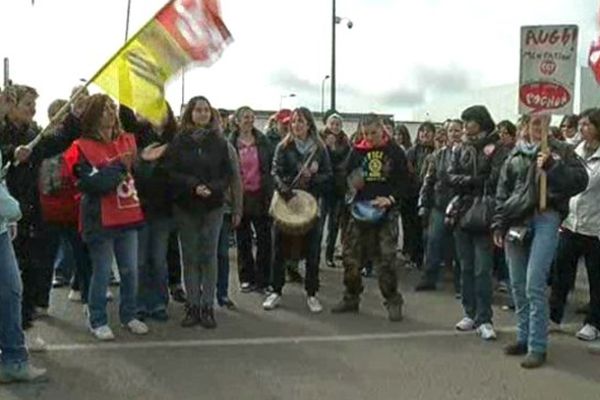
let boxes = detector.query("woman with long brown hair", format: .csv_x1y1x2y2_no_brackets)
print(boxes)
64,94,148,341
163,96,232,328
262,107,332,313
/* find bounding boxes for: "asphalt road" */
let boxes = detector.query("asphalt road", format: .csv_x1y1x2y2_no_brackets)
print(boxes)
2,258,598,400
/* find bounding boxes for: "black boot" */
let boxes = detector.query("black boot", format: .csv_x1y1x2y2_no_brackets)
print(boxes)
181,304,199,328
504,342,528,356
331,297,359,314
199,306,217,329
520,352,547,369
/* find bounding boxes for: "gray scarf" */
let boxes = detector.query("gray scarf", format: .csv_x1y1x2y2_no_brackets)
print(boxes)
294,136,315,155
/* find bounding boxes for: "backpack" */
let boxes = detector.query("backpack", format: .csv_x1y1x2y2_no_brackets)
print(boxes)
39,155,67,195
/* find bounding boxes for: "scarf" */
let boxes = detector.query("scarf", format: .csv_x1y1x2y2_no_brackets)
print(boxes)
294,136,315,155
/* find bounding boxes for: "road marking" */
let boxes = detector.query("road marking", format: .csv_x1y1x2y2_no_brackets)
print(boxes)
45,326,530,352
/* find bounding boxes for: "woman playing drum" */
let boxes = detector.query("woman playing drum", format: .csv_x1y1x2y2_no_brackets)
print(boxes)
262,107,332,313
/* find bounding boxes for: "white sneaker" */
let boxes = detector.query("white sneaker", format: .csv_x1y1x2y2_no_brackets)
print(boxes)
91,325,115,341
124,319,149,335
455,317,476,331
68,289,82,302
262,293,281,310
26,335,47,353
106,290,114,301
307,296,323,313
576,324,599,341
476,323,497,341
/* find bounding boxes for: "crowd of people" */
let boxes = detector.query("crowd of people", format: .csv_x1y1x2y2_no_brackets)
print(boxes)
0,81,599,383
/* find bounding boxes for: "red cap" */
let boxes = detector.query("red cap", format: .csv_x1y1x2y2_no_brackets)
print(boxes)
275,109,292,124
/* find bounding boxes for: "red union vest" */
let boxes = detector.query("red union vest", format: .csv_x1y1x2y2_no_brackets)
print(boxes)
75,133,144,229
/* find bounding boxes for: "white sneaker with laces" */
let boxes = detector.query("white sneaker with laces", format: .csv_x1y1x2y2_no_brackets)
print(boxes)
307,296,323,313
26,335,47,353
106,290,114,301
576,324,599,341
125,319,149,335
91,325,115,341
476,323,497,340
68,289,82,302
262,293,281,310
455,317,476,331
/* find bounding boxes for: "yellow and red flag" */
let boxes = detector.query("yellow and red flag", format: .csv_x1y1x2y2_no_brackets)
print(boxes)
92,0,232,124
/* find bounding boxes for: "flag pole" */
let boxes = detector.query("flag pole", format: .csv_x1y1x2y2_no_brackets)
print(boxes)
125,0,133,43
24,0,175,150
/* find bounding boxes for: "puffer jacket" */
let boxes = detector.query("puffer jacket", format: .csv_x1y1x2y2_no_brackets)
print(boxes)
560,142,600,237
492,139,589,234
418,146,456,212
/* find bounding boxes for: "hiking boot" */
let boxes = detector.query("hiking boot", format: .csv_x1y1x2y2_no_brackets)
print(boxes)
521,352,547,369
331,298,359,314
181,304,200,328
504,342,528,356
0,363,48,384
385,301,403,322
199,306,217,329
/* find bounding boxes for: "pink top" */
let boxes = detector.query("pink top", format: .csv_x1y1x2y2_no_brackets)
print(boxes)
237,138,262,193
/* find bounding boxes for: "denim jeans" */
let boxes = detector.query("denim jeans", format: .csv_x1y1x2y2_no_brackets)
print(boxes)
217,214,232,301
505,211,561,353
51,225,92,303
454,229,494,325
87,228,138,329
422,209,453,285
54,236,74,281
0,232,28,366
174,206,224,307
137,217,173,314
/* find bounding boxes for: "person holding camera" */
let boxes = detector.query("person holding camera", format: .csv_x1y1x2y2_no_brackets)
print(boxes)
493,114,588,369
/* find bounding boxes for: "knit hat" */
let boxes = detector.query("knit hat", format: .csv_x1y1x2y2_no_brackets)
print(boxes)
461,105,495,133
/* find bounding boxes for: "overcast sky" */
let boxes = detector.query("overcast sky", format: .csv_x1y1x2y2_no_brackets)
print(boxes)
0,0,597,125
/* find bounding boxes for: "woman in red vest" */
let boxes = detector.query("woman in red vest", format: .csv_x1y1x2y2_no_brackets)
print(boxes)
63,94,148,341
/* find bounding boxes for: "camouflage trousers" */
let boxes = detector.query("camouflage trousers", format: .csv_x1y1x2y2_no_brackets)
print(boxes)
341,211,403,305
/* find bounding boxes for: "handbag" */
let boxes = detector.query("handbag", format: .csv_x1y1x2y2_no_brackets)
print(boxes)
459,148,494,232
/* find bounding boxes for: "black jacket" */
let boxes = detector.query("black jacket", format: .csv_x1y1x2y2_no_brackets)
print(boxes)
492,139,588,234
120,106,176,219
163,129,232,213
345,135,409,207
448,131,509,197
406,143,434,196
229,128,274,214
419,146,456,212
0,113,81,230
266,128,283,154
321,128,351,198
272,139,332,199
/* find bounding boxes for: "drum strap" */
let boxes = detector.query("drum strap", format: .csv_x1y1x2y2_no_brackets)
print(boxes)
290,146,318,189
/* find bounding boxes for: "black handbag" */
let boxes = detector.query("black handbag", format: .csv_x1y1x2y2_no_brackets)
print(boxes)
459,194,494,232
459,148,494,233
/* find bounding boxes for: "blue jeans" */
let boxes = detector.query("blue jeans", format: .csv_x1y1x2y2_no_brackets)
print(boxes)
87,229,138,329
422,209,453,285
217,214,232,301
505,211,560,353
454,229,494,325
0,232,28,366
137,217,173,314
174,206,224,307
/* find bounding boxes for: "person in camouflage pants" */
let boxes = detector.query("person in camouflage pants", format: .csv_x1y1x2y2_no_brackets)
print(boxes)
332,113,409,321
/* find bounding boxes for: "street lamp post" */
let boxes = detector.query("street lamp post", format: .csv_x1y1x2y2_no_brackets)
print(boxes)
331,0,353,112
279,93,296,109
321,75,330,114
